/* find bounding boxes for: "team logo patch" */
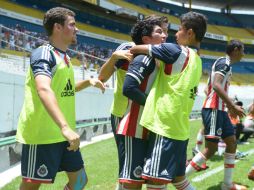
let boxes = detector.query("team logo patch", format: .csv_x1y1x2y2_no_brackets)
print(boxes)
217,128,222,136
143,158,151,174
133,166,142,178
37,164,48,177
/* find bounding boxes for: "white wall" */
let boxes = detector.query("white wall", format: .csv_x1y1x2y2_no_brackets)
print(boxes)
0,71,113,133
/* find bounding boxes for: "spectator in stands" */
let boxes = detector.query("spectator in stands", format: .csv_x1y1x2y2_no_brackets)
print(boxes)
16,7,105,190
130,11,207,190
1,23,114,63
185,40,247,190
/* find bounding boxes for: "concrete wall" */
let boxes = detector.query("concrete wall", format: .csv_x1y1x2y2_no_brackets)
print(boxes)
0,71,114,134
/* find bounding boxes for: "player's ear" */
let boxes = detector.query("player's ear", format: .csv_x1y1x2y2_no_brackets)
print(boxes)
187,28,196,42
187,29,194,38
142,36,150,44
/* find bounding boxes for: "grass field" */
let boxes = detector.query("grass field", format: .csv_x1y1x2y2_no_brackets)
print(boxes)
1,120,254,190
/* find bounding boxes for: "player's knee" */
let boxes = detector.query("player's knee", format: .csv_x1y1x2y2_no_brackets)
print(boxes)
121,183,142,190
146,184,167,190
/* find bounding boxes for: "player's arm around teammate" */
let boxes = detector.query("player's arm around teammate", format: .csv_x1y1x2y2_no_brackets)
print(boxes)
99,49,133,82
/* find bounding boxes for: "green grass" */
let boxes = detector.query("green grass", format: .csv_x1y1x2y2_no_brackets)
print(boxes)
2,119,254,190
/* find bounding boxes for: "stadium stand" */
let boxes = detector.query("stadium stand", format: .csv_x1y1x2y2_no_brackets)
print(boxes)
0,0,254,80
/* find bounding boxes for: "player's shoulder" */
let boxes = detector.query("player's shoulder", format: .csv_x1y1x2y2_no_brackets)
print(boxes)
116,42,135,50
213,57,231,73
31,44,54,61
215,57,229,67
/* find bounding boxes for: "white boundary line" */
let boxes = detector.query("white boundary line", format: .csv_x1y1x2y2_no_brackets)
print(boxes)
192,148,254,182
0,133,114,188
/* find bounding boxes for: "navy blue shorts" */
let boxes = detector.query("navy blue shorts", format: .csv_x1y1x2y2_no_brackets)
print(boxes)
118,135,148,184
142,132,188,183
202,108,235,142
21,141,84,183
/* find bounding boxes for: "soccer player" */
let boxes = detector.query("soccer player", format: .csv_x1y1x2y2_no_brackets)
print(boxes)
185,40,247,190
117,16,168,190
16,7,105,190
99,15,169,190
130,11,207,190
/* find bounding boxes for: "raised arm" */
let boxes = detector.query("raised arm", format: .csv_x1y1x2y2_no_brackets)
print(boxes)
98,50,132,82
130,45,149,55
131,43,182,64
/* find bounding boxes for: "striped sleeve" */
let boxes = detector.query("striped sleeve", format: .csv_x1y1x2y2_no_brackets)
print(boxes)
214,58,230,76
126,55,155,84
30,44,56,78
150,43,181,64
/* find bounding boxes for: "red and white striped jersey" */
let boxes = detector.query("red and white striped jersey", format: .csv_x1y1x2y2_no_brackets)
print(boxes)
203,56,232,111
117,55,158,139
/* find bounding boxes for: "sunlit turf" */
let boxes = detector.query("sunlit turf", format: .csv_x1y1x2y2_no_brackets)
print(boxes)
1,119,254,190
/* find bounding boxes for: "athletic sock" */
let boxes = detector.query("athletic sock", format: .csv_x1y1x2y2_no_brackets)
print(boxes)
223,152,235,186
195,131,204,151
172,178,195,190
186,152,206,176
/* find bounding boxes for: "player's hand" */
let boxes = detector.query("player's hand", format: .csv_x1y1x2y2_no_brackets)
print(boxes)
228,104,246,118
112,50,133,62
89,78,105,93
61,127,80,151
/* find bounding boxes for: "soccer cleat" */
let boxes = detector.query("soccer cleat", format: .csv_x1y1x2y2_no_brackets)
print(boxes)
221,183,247,190
200,163,209,170
248,168,254,181
235,151,248,159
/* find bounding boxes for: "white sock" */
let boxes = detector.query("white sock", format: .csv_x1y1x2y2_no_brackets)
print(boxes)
186,152,206,176
195,131,204,151
218,141,226,156
223,152,235,186
173,178,196,190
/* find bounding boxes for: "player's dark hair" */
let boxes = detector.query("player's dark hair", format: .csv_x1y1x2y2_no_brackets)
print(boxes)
226,39,244,55
43,7,75,36
131,15,168,45
180,11,207,42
